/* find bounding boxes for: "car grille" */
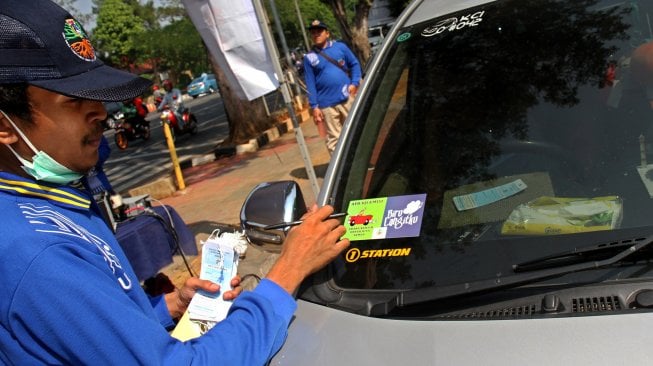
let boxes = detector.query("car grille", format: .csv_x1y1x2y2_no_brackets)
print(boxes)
438,304,537,319
571,296,621,313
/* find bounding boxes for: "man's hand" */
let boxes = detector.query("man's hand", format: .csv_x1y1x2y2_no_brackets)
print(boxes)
165,275,243,319
266,205,350,295
348,84,358,97
312,108,324,125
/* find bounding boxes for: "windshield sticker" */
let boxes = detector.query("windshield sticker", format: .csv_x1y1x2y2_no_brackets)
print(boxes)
453,179,527,211
342,194,426,241
397,32,411,42
421,11,485,37
345,247,412,263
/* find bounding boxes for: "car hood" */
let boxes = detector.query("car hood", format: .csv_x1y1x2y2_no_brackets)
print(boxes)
272,300,653,365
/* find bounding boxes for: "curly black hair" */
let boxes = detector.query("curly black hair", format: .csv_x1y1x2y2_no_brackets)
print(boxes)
0,83,32,122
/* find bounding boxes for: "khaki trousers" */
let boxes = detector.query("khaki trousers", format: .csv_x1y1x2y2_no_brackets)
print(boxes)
322,97,354,154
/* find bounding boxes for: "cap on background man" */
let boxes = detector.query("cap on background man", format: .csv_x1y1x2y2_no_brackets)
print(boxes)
0,0,151,101
308,19,329,31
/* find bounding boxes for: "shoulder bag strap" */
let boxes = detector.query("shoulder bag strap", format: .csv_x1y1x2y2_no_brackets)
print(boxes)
312,46,350,78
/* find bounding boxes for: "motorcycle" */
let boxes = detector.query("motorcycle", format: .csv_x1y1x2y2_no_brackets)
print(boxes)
160,102,199,140
111,110,151,150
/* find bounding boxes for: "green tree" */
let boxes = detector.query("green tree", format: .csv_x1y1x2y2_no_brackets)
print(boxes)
93,0,146,68
267,0,340,51
320,0,374,66
271,0,409,67
135,17,211,86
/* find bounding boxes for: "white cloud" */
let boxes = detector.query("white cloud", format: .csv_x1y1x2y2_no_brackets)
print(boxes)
403,200,423,215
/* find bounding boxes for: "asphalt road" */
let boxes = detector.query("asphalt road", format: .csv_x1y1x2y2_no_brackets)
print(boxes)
102,93,229,194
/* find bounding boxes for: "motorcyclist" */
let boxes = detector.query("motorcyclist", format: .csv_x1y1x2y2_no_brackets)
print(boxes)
121,97,148,137
157,79,185,129
152,84,164,105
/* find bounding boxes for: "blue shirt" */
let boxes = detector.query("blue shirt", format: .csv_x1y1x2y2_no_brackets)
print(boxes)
0,172,297,365
303,40,362,109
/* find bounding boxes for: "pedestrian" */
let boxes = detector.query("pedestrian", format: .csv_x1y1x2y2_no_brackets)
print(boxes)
0,1,349,365
303,19,362,155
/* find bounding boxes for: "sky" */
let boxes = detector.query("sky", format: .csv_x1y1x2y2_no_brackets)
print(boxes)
75,0,92,15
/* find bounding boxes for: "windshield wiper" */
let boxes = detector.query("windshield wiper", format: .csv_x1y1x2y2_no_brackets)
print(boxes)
399,234,653,308
512,240,639,272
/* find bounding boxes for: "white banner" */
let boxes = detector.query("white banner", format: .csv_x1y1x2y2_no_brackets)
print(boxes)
182,0,279,101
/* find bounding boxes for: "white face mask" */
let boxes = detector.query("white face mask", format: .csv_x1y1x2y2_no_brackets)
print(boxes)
1,110,83,184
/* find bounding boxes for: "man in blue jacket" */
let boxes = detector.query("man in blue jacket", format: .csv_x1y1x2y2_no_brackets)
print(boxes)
303,20,362,155
0,1,349,364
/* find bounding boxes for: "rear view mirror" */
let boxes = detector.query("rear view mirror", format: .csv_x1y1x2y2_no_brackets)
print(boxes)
240,181,307,252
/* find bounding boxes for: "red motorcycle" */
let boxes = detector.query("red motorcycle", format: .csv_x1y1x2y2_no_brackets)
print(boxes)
111,110,150,150
160,104,199,140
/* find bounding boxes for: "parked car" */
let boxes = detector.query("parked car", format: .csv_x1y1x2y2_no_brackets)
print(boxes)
241,0,653,364
368,23,392,56
186,73,218,98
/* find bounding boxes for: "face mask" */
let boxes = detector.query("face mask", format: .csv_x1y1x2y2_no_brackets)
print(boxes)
1,110,83,184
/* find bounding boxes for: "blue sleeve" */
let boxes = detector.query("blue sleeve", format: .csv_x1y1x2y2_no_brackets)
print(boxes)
343,44,362,86
191,279,298,364
149,294,176,330
303,55,319,108
9,245,297,365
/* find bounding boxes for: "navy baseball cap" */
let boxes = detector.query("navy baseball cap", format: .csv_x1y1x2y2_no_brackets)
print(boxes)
0,0,151,102
308,19,329,30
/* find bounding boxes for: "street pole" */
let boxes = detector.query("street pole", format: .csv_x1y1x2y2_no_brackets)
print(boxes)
294,0,310,52
252,0,320,198
268,0,302,110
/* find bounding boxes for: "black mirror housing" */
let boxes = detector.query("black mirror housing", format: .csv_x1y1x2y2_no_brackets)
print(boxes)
239,181,307,252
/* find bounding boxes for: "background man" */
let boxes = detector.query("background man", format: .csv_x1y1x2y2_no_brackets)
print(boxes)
303,19,362,155
0,1,349,364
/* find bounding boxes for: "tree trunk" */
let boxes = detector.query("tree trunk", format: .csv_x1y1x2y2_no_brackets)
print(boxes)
326,0,373,67
210,58,275,145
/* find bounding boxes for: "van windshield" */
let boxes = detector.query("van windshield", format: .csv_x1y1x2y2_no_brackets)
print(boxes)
331,0,653,292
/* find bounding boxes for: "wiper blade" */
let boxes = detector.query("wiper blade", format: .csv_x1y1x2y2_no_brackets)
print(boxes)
399,234,653,307
512,240,637,272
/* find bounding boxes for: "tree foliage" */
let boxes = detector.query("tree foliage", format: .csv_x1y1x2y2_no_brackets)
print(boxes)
270,0,408,67
135,17,212,86
93,0,146,67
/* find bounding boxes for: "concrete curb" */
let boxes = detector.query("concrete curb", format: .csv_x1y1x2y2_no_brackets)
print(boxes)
128,108,310,200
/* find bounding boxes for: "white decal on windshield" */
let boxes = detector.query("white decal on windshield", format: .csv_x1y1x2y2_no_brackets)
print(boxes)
421,11,485,37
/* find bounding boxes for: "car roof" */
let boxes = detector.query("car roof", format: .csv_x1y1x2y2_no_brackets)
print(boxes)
191,74,215,83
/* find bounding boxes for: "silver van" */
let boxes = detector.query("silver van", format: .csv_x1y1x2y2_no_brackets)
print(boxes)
241,0,653,363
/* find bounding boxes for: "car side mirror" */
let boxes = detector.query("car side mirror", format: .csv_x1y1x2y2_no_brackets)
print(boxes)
240,181,307,252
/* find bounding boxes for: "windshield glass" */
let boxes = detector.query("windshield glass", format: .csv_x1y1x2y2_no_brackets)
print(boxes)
332,0,653,292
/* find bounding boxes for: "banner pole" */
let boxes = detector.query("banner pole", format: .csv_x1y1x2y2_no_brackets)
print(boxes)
252,0,320,198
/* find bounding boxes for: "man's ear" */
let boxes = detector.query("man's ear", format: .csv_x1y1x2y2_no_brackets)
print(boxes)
0,112,19,145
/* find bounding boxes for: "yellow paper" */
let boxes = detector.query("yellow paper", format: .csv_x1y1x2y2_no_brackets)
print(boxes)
170,311,202,341
501,196,623,235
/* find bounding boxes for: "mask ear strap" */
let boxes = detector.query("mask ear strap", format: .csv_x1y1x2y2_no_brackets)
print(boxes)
0,110,39,155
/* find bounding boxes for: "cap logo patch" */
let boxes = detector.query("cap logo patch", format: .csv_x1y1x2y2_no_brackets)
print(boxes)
62,18,96,62
312,20,320,26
